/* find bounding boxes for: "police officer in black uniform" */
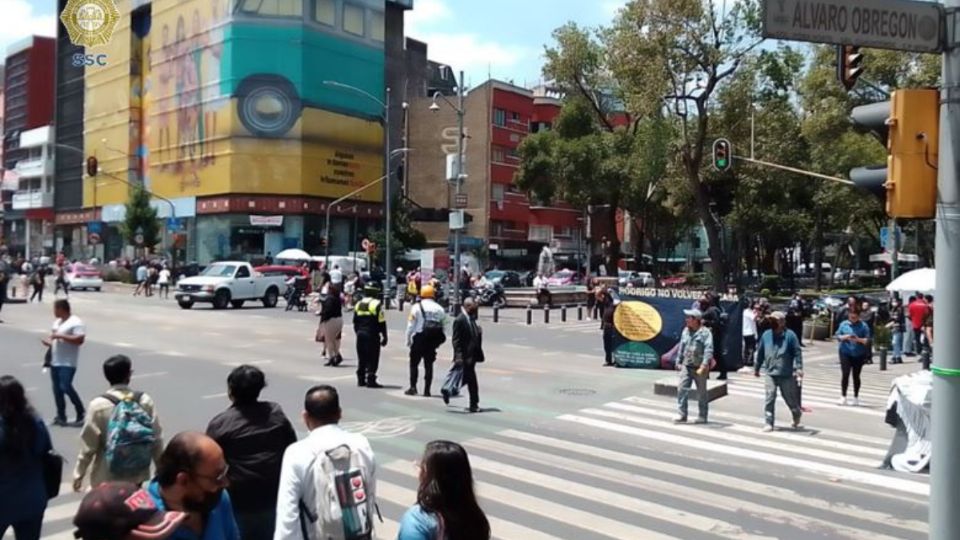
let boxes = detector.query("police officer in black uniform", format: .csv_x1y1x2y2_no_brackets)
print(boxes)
353,284,388,388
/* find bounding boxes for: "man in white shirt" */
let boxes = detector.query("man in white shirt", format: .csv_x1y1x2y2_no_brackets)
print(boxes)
42,299,87,426
742,300,758,367
404,285,448,397
157,266,172,299
274,385,376,540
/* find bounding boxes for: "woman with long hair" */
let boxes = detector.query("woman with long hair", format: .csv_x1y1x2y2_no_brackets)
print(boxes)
0,375,53,540
398,440,490,540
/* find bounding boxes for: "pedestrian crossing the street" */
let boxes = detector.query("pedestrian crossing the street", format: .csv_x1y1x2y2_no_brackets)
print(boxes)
38,386,926,540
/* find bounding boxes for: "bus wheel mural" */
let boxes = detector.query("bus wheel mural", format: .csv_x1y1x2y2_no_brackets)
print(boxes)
236,75,302,138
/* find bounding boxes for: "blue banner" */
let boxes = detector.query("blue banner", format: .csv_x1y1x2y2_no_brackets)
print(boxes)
612,288,743,370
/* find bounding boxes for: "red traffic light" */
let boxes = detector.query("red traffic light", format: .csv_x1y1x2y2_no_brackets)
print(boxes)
86,156,98,177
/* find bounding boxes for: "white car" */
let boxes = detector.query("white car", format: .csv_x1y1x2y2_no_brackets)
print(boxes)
64,263,104,291
175,262,287,310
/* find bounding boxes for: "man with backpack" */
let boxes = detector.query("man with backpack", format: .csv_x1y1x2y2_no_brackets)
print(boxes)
73,355,164,491
274,385,377,540
404,285,448,397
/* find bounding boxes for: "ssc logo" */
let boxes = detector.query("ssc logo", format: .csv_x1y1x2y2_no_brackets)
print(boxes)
60,0,120,48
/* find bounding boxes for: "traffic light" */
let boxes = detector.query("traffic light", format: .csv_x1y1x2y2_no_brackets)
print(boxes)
712,138,732,172
86,156,98,176
849,88,939,219
837,45,864,91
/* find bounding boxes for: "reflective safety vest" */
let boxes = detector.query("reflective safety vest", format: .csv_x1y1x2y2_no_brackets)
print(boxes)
354,298,384,335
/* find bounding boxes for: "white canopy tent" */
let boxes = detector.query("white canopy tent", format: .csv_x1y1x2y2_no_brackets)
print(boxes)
886,268,935,294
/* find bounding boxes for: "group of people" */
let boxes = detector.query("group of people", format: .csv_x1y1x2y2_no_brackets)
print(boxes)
133,260,173,299
0,359,492,540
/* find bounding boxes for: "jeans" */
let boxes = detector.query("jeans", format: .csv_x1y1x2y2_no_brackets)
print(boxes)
677,365,708,421
234,509,275,540
742,335,757,366
903,328,915,355
764,375,802,427
0,516,44,540
892,330,904,360
50,366,84,421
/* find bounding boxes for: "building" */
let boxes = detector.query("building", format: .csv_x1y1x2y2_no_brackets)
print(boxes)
1,36,56,259
67,0,394,264
406,79,584,269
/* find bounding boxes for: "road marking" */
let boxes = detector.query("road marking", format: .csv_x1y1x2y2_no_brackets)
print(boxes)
131,371,168,380
201,392,228,400
377,479,563,540
221,360,274,367
559,414,930,496
502,343,533,350
203,331,225,337
513,367,549,374
161,351,186,357
726,388,885,417
112,342,135,348
498,429,928,535
383,461,678,540
297,374,356,382
469,438,909,540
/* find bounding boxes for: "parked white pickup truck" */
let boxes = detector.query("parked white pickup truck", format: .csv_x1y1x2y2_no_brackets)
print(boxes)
175,261,286,310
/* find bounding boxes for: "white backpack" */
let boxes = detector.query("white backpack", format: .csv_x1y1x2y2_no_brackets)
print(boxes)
300,443,377,540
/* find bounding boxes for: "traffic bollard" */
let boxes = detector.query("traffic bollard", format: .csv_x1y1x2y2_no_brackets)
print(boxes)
578,305,583,321
544,306,550,324
493,306,500,323
879,348,887,371
526,308,532,325
561,305,567,322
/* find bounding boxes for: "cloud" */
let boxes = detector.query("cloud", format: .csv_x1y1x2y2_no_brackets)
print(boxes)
0,0,56,56
405,0,530,80
601,0,628,19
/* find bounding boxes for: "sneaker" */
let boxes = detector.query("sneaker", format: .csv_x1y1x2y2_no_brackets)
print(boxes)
851,397,860,407
673,416,687,424
792,420,803,430
404,387,417,396
71,416,85,427
837,396,850,406
762,425,774,432
693,417,708,425
441,390,451,405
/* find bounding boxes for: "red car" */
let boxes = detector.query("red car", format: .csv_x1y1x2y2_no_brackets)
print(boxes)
660,275,688,287
254,265,311,293
545,270,580,287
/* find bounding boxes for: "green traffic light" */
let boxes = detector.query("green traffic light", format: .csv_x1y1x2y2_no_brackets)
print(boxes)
717,158,727,167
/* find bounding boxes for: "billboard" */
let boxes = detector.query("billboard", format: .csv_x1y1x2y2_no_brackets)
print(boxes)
84,0,386,208
612,287,743,370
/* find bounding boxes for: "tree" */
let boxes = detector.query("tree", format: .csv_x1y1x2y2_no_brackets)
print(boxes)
120,185,160,252
367,195,426,269
604,0,762,287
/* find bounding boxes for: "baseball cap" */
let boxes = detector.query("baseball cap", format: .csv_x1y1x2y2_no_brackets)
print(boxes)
683,308,703,319
74,482,186,540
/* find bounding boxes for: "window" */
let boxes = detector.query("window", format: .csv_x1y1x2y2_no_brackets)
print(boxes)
313,0,335,25
529,225,552,243
343,3,364,35
492,146,506,163
491,221,504,237
236,266,251,278
508,148,520,160
510,111,520,121
369,9,385,41
238,0,303,17
492,183,505,202
493,108,506,126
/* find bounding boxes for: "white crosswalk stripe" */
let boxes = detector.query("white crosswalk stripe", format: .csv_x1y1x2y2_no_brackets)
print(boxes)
37,391,926,540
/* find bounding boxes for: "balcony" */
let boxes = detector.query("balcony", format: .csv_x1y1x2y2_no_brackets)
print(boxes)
18,126,54,149
14,157,54,179
12,190,54,210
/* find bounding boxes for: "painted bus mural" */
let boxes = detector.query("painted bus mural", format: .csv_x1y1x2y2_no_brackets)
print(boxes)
84,0,386,208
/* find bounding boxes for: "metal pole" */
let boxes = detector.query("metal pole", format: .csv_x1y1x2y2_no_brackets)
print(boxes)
931,7,960,536
453,70,465,311
889,217,899,281
384,87,392,308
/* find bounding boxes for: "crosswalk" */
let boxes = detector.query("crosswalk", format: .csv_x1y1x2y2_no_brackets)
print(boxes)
37,379,925,540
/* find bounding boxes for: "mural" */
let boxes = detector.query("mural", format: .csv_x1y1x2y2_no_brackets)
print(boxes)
85,0,387,208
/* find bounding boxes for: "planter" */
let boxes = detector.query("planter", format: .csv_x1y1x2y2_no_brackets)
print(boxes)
803,320,831,341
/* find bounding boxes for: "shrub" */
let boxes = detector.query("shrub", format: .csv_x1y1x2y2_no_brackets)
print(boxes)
759,276,781,293
102,267,132,284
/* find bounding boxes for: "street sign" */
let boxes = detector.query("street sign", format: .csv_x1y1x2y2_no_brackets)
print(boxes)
134,233,145,246
880,225,903,251
87,221,102,246
762,0,943,53
166,217,181,231
455,193,468,209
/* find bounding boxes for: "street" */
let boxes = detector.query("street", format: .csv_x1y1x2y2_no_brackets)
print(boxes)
1,291,928,540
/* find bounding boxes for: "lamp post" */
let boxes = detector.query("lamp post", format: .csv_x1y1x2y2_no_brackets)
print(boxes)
430,70,466,310
323,81,408,307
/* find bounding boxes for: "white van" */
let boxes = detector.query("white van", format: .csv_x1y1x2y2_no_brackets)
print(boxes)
312,255,367,274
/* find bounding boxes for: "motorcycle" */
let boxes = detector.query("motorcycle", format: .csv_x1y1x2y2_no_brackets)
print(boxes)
472,282,506,308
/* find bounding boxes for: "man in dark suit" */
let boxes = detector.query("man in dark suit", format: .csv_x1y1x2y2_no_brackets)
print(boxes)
444,297,484,412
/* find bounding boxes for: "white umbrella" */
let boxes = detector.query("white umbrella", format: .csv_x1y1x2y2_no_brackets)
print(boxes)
886,268,935,294
275,248,311,261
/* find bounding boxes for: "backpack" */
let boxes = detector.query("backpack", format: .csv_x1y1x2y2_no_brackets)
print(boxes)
300,443,377,540
419,303,446,346
102,392,156,477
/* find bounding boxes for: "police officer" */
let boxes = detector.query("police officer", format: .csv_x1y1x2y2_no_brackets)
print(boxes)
405,284,447,397
353,284,388,388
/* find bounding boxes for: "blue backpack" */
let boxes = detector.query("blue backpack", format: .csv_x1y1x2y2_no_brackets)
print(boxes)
102,392,156,477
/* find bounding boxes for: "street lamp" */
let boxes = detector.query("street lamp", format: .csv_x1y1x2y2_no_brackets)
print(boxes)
322,80,409,307
429,69,466,310
324,148,411,269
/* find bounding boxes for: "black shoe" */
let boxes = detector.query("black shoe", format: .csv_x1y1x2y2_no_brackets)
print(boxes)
333,355,344,367
404,387,417,396
603,362,614,367
717,373,728,380
366,381,384,389
467,406,480,413
52,417,67,427
71,416,85,427
441,390,451,404
358,379,367,387
423,390,432,398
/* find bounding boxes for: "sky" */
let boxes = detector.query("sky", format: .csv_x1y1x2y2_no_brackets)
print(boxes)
0,0,627,87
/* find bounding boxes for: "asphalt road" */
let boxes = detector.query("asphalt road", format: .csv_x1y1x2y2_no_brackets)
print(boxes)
0,289,930,539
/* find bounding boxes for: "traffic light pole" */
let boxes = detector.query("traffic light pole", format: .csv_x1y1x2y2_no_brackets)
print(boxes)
930,4,960,536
